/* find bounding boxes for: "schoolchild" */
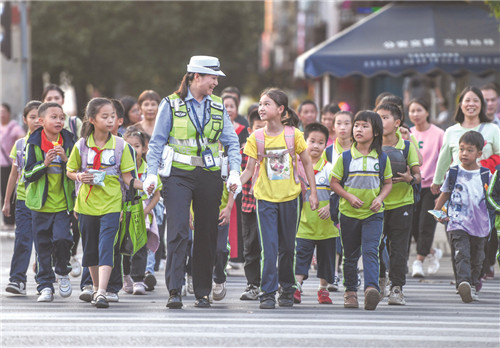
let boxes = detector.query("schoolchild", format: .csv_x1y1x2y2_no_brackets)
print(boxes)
135,90,161,137
434,131,491,303
320,103,340,146
67,98,145,309
42,84,83,277
122,128,161,295
376,102,421,305
24,102,76,302
240,88,319,309
294,123,338,305
3,101,41,295
239,109,265,301
297,100,318,131
330,110,392,310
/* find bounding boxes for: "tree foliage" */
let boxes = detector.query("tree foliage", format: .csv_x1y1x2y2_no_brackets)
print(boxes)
30,1,264,113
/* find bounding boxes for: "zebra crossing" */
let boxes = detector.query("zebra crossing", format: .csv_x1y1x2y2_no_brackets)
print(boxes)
1,235,499,347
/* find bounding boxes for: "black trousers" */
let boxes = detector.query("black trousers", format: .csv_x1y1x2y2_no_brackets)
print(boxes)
1,165,15,225
162,167,222,298
410,188,438,256
241,211,261,287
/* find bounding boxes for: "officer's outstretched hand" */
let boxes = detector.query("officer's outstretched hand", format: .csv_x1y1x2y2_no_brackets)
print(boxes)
227,170,242,199
144,174,157,198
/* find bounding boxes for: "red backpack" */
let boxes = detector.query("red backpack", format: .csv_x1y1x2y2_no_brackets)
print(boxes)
250,126,308,197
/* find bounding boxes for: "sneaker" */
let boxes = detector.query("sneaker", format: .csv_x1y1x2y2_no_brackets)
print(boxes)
187,275,194,294
105,292,119,302
144,272,156,291
58,275,72,298
240,284,259,300
412,260,425,278
212,282,227,301
327,276,340,292
472,292,479,301
69,256,82,277
79,285,94,302
5,281,26,295
133,282,147,295
293,289,301,304
364,287,380,310
122,275,133,294
94,292,109,308
37,288,54,302
259,293,276,309
357,273,362,290
344,291,358,308
181,285,187,297
278,291,294,307
317,288,332,304
388,286,406,305
483,266,494,280
427,248,443,275
458,281,473,303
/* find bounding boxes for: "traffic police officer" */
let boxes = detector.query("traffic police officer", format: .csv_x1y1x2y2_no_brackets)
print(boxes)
145,56,242,308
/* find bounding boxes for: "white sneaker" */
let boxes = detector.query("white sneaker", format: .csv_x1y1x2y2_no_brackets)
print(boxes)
37,288,54,302
132,282,147,295
69,256,82,277
181,285,187,297
58,275,72,298
105,292,119,302
458,281,473,303
388,286,406,305
79,285,93,302
427,248,443,275
122,275,133,294
212,282,226,301
411,260,425,278
187,275,194,294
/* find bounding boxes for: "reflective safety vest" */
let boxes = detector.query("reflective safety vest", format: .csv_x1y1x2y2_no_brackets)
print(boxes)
168,93,224,171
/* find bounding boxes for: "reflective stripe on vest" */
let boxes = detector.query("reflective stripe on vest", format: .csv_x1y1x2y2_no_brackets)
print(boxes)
168,93,224,171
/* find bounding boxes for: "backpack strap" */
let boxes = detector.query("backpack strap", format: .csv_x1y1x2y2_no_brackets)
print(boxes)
340,149,352,186
447,165,459,192
69,116,78,142
325,144,333,163
378,152,387,185
402,140,410,159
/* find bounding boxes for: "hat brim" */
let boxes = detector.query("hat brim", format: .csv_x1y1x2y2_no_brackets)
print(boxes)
187,64,226,77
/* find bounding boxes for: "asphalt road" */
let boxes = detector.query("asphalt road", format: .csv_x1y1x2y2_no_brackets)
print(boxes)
1,230,499,347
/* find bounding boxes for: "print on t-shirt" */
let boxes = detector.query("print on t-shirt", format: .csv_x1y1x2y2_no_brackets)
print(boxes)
266,147,290,181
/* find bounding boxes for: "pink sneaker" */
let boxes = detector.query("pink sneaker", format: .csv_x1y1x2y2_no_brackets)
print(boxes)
317,288,332,304
293,289,301,304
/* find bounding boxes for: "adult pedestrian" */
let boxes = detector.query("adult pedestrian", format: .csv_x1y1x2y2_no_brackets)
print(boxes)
145,56,242,309
0,103,25,227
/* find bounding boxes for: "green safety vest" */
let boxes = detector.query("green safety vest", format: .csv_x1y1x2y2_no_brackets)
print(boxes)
168,93,224,171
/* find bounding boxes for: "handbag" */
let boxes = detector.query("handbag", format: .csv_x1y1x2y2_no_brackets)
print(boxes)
119,178,147,256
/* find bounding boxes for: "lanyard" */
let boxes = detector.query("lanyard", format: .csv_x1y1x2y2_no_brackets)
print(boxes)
189,100,208,140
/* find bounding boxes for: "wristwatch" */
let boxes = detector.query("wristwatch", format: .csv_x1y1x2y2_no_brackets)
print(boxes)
409,175,416,185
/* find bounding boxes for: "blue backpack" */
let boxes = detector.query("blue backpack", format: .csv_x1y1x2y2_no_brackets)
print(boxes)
330,150,387,224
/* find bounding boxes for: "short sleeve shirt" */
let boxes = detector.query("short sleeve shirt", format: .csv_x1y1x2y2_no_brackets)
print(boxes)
332,145,392,220
244,127,307,202
67,134,136,215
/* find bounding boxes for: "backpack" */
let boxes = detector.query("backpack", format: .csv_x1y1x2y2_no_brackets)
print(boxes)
401,140,421,203
250,126,308,196
330,150,388,224
68,116,79,143
447,164,495,221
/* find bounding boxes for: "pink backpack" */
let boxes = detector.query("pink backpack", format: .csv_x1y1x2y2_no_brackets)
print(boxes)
251,126,308,197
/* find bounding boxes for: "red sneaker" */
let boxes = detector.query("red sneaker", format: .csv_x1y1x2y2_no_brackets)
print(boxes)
293,289,301,304
317,288,332,304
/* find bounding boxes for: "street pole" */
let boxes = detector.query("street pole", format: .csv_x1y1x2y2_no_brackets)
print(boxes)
19,1,29,105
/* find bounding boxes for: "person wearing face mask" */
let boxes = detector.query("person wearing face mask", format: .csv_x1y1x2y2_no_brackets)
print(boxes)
144,56,241,309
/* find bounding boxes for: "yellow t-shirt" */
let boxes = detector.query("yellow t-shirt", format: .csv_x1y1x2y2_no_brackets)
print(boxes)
384,133,420,210
244,127,307,203
67,134,136,215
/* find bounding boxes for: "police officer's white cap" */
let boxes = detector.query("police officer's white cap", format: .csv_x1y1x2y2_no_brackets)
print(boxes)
187,55,226,77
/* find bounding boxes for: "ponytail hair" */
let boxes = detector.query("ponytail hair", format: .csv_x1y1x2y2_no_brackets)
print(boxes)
352,110,384,156
174,73,196,100
260,88,299,128
81,97,113,140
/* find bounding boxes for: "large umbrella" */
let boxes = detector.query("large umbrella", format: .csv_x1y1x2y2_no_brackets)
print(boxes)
295,2,500,78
